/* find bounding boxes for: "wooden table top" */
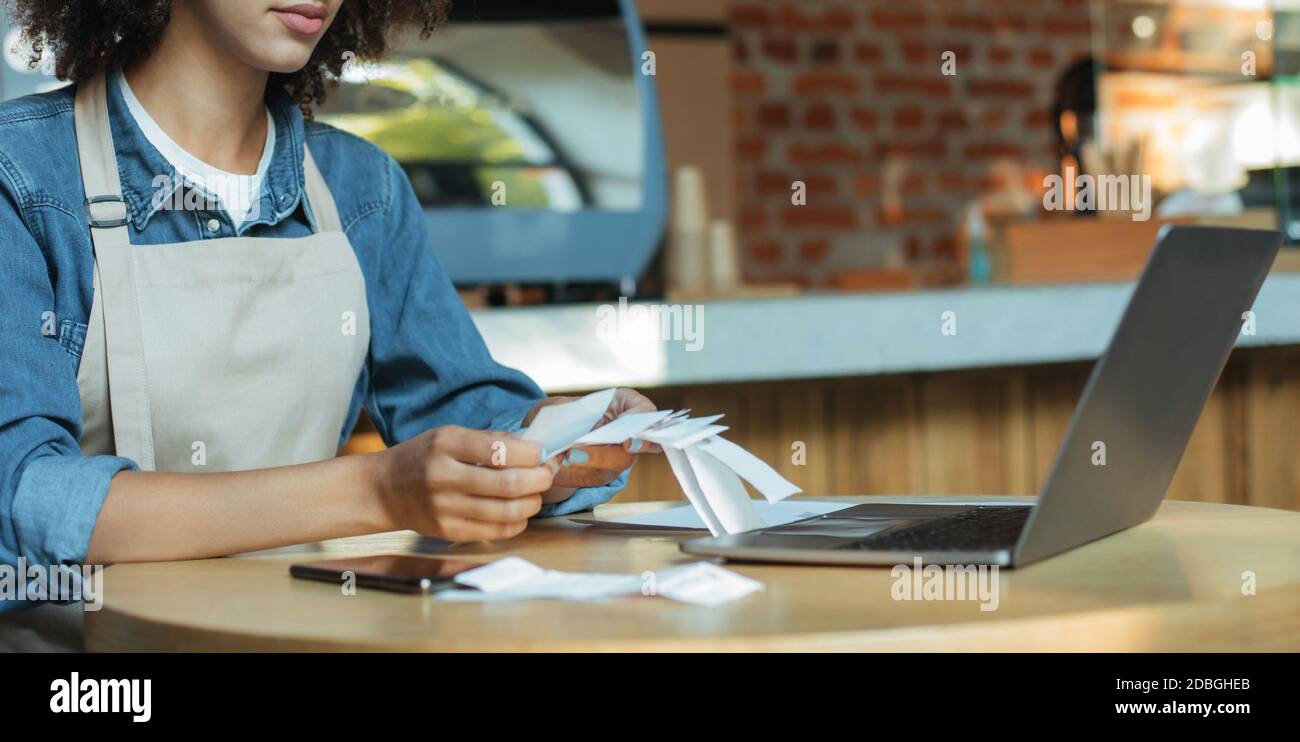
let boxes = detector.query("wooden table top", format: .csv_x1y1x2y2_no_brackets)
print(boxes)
85,496,1300,651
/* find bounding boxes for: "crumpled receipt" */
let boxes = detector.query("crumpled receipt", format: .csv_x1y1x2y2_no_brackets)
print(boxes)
436,556,763,606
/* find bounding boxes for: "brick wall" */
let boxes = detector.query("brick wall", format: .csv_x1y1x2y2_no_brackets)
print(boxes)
730,0,1093,287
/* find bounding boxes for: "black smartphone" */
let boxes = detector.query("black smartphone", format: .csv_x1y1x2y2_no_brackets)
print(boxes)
289,554,480,594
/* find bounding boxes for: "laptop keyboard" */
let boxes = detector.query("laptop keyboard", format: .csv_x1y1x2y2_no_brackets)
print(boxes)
843,506,1033,553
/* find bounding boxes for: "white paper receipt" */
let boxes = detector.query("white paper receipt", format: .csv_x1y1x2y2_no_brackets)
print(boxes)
651,562,765,607
522,388,617,461
441,557,763,606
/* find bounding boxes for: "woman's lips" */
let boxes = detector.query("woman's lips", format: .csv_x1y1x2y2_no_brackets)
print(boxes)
272,8,326,35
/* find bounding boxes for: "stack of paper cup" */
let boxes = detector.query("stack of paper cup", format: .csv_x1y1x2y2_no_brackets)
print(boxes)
667,165,710,295
709,219,739,292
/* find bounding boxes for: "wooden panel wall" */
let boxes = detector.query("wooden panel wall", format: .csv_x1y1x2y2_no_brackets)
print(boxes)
339,346,1300,511
616,346,1300,511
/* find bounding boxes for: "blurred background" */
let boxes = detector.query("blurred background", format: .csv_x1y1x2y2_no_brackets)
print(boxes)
5,0,1296,511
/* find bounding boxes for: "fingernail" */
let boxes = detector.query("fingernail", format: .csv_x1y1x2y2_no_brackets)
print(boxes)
628,439,643,452
566,449,589,464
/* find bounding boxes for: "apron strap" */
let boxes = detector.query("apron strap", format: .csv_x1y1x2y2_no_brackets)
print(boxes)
302,147,342,233
73,74,156,470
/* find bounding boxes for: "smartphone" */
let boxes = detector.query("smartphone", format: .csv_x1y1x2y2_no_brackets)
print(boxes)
289,554,480,594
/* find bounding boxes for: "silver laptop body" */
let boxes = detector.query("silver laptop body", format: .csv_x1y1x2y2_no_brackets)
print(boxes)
680,225,1281,567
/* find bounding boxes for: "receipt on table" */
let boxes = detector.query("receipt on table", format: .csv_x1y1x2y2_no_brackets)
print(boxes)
441,557,762,606
652,562,764,607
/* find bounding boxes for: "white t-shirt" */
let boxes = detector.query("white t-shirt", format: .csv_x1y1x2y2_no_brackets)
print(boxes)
118,73,274,228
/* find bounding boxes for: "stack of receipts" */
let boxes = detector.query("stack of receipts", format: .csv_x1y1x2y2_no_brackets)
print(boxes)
523,388,802,536
438,556,763,606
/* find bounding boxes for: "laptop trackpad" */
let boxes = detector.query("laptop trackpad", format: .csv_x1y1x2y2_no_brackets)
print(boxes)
759,517,907,539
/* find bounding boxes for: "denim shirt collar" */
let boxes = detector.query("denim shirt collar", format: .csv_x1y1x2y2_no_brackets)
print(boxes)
104,66,309,235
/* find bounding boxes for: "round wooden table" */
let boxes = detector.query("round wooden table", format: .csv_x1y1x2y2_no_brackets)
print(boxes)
86,497,1300,651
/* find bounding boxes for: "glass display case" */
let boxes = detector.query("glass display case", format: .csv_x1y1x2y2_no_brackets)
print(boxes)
317,21,641,213
315,0,667,287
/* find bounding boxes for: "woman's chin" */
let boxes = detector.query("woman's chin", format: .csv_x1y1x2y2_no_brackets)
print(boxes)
241,44,319,75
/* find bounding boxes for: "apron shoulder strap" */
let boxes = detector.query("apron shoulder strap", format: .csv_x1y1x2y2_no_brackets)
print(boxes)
73,73,156,470
73,74,131,236
302,146,343,233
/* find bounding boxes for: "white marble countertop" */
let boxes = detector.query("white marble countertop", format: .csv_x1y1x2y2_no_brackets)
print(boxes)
472,274,1300,393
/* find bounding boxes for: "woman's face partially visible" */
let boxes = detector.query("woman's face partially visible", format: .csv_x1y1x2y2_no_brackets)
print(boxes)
188,0,344,73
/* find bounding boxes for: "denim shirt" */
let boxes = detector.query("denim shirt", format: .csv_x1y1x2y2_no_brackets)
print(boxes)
0,69,624,573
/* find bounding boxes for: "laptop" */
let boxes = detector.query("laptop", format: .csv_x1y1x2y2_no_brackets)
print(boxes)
680,225,1281,567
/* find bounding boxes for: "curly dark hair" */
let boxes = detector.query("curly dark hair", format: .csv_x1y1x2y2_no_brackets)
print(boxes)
5,0,449,113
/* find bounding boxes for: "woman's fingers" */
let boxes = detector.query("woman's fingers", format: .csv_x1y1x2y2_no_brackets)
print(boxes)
553,444,636,488
383,426,555,543
432,426,543,468
561,444,634,473
435,514,531,542
616,388,658,414
395,388,661,543
554,467,621,488
436,491,542,524
624,439,663,454
434,456,554,498
595,389,662,452
600,387,657,423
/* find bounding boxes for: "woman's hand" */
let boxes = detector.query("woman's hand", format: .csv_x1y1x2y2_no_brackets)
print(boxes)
373,426,556,542
524,388,661,490
88,393,663,562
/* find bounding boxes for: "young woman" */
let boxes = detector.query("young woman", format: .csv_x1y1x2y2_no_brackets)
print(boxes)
0,0,656,581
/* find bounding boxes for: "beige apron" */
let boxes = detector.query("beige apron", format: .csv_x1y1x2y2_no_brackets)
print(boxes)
75,75,370,469
1,75,370,650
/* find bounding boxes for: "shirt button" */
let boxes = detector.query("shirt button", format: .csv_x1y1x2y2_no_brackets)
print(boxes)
206,218,221,233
